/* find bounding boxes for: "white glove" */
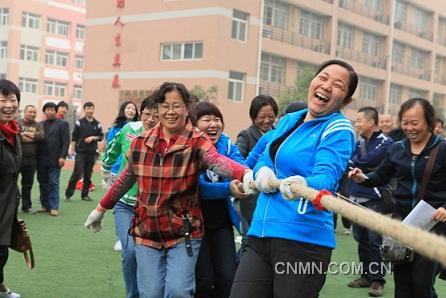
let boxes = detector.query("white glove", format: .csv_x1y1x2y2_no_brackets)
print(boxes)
84,206,106,233
242,171,258,195
279,175,307,200
101,170,112,190
255,167,279,193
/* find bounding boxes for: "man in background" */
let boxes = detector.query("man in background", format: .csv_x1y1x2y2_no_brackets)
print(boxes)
17,105,44,214
378,114,394,136
56,101,69,120
65,102,103,202
434,118,444,137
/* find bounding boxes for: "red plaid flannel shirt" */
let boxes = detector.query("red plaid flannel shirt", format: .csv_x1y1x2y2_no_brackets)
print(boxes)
100,121,246,249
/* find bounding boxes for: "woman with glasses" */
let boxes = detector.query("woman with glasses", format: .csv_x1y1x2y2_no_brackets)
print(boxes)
85,82,251,298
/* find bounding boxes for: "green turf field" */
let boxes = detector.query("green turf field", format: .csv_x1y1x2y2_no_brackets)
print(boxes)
4,170,446,297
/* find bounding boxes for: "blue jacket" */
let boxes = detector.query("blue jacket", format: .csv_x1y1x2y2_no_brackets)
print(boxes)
245,129,275,169
199,133,246,233
347,131,393,200
250,109,355,248
106,125,123,174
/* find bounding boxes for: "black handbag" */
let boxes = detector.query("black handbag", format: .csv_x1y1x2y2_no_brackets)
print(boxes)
380,142,441,265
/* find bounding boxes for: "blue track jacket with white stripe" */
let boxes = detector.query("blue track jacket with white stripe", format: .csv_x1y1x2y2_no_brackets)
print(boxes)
249,109,355,248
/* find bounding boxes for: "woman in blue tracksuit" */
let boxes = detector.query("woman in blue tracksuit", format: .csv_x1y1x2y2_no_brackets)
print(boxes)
231,59,358,298
192,102,247,298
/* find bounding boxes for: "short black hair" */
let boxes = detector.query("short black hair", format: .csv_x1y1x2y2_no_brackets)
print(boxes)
83,101,95,109
398,98,436,132
191,101,224,127
358,106,379,126
113,101,140,128
153,82,190,106
0,79,20,103
42,102,57,112
314,59,358,105
249,95,279,122
56,101,69,111
140,95,157,112
436,118,444,128
285,101,307,114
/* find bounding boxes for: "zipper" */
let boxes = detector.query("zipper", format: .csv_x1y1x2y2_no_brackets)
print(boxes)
261,196,271,237
410,155,418,208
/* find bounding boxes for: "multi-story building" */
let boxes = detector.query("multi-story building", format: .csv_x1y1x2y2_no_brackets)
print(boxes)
0,0,85,115
84,0,446,137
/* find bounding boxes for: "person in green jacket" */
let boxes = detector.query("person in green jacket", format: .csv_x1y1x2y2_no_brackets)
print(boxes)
101,96,159,298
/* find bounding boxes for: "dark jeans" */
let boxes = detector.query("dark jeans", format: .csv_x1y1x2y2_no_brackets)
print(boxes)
37,163,61,210
20,157,37,211
195,227,236,298
352,200,386,284
0,245,8,284
65,152,96,198
230,237,332,298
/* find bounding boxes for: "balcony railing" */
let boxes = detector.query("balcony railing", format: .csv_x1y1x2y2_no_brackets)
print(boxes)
259,80,287,98
336,47,387,69
394,21,433,41
262,25,331,54
339,0,389,24
391,63,431,81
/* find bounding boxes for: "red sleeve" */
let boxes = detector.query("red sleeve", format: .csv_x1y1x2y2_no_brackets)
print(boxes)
203,144,247,181
100,163,137,209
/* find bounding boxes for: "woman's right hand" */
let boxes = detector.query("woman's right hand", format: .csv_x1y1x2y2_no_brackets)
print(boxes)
348,167,366,183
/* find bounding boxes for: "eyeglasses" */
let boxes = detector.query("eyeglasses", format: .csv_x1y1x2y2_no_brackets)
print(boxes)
158,103,186,112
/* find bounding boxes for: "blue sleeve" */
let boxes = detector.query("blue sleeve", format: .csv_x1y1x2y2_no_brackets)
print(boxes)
351,139,393,169
228,143,247,166
246,130,274,169
306,126,355,191
199,172,231,200
106,126,119,144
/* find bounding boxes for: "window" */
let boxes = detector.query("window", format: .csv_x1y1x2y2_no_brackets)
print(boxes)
75,55,84,69
20,45,39,62
264,0,289,30
408,88,426,99
0,8,9,26
410,48,426,70
392,42,405,64
231,10,248,42
260,54,286,83
337,23,354,48
299,11,324,40
73,85,82,99
44,81,66,97
364,0,383,14
21,12,40,29
395,1,406,25
161,42,203,61
389,84,402,105
47,19,70,37
45,50,68,67
228,71,244,101
413,8,428,31
362,32,382,56
19,78,38,94
76,25,85,39
359,78,378,102
0,41,7,58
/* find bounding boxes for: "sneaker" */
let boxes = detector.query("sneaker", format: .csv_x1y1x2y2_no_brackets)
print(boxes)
81,196,92,201
23,208,36,214
36,207,49,213
368,282,384,297
343,228,351,235
113,240,122,251
0,288,20,298
64,196,72,202
348,277,370,288
50,209,58,216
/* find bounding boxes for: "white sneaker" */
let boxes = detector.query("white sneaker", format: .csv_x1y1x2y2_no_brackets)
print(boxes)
0,288,20,298
113,240,122,251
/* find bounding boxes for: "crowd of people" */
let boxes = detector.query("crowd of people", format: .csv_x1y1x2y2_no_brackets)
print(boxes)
1,57,446,298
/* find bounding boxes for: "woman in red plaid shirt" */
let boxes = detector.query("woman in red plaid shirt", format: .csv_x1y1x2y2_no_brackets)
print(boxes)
85,82,251,298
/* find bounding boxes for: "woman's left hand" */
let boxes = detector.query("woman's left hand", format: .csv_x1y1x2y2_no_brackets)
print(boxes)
432,207,446,222
230,179,247,199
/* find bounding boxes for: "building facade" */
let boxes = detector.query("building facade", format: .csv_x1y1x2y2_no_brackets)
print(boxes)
84,0,446,137
0,0,85,115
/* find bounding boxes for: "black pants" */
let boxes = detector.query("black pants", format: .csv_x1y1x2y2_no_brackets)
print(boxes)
195,227,237,298
0,245,8,284
65,152,96,198
230,237,332,298
20,157,37,211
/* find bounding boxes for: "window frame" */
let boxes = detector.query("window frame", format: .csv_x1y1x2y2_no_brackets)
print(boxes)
228,71,245,102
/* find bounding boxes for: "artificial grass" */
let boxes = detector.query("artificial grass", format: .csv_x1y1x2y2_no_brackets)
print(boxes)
4,170,446,297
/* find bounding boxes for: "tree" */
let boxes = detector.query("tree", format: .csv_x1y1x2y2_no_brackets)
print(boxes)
190,85,219,103
278,67,315,112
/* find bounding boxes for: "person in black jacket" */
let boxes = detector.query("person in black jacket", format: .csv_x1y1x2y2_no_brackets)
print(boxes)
0,80,21,298
65,102,104,202
349,98,446,298
37,102,70,216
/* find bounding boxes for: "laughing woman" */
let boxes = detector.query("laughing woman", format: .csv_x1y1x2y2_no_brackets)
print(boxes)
231,59,358,298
